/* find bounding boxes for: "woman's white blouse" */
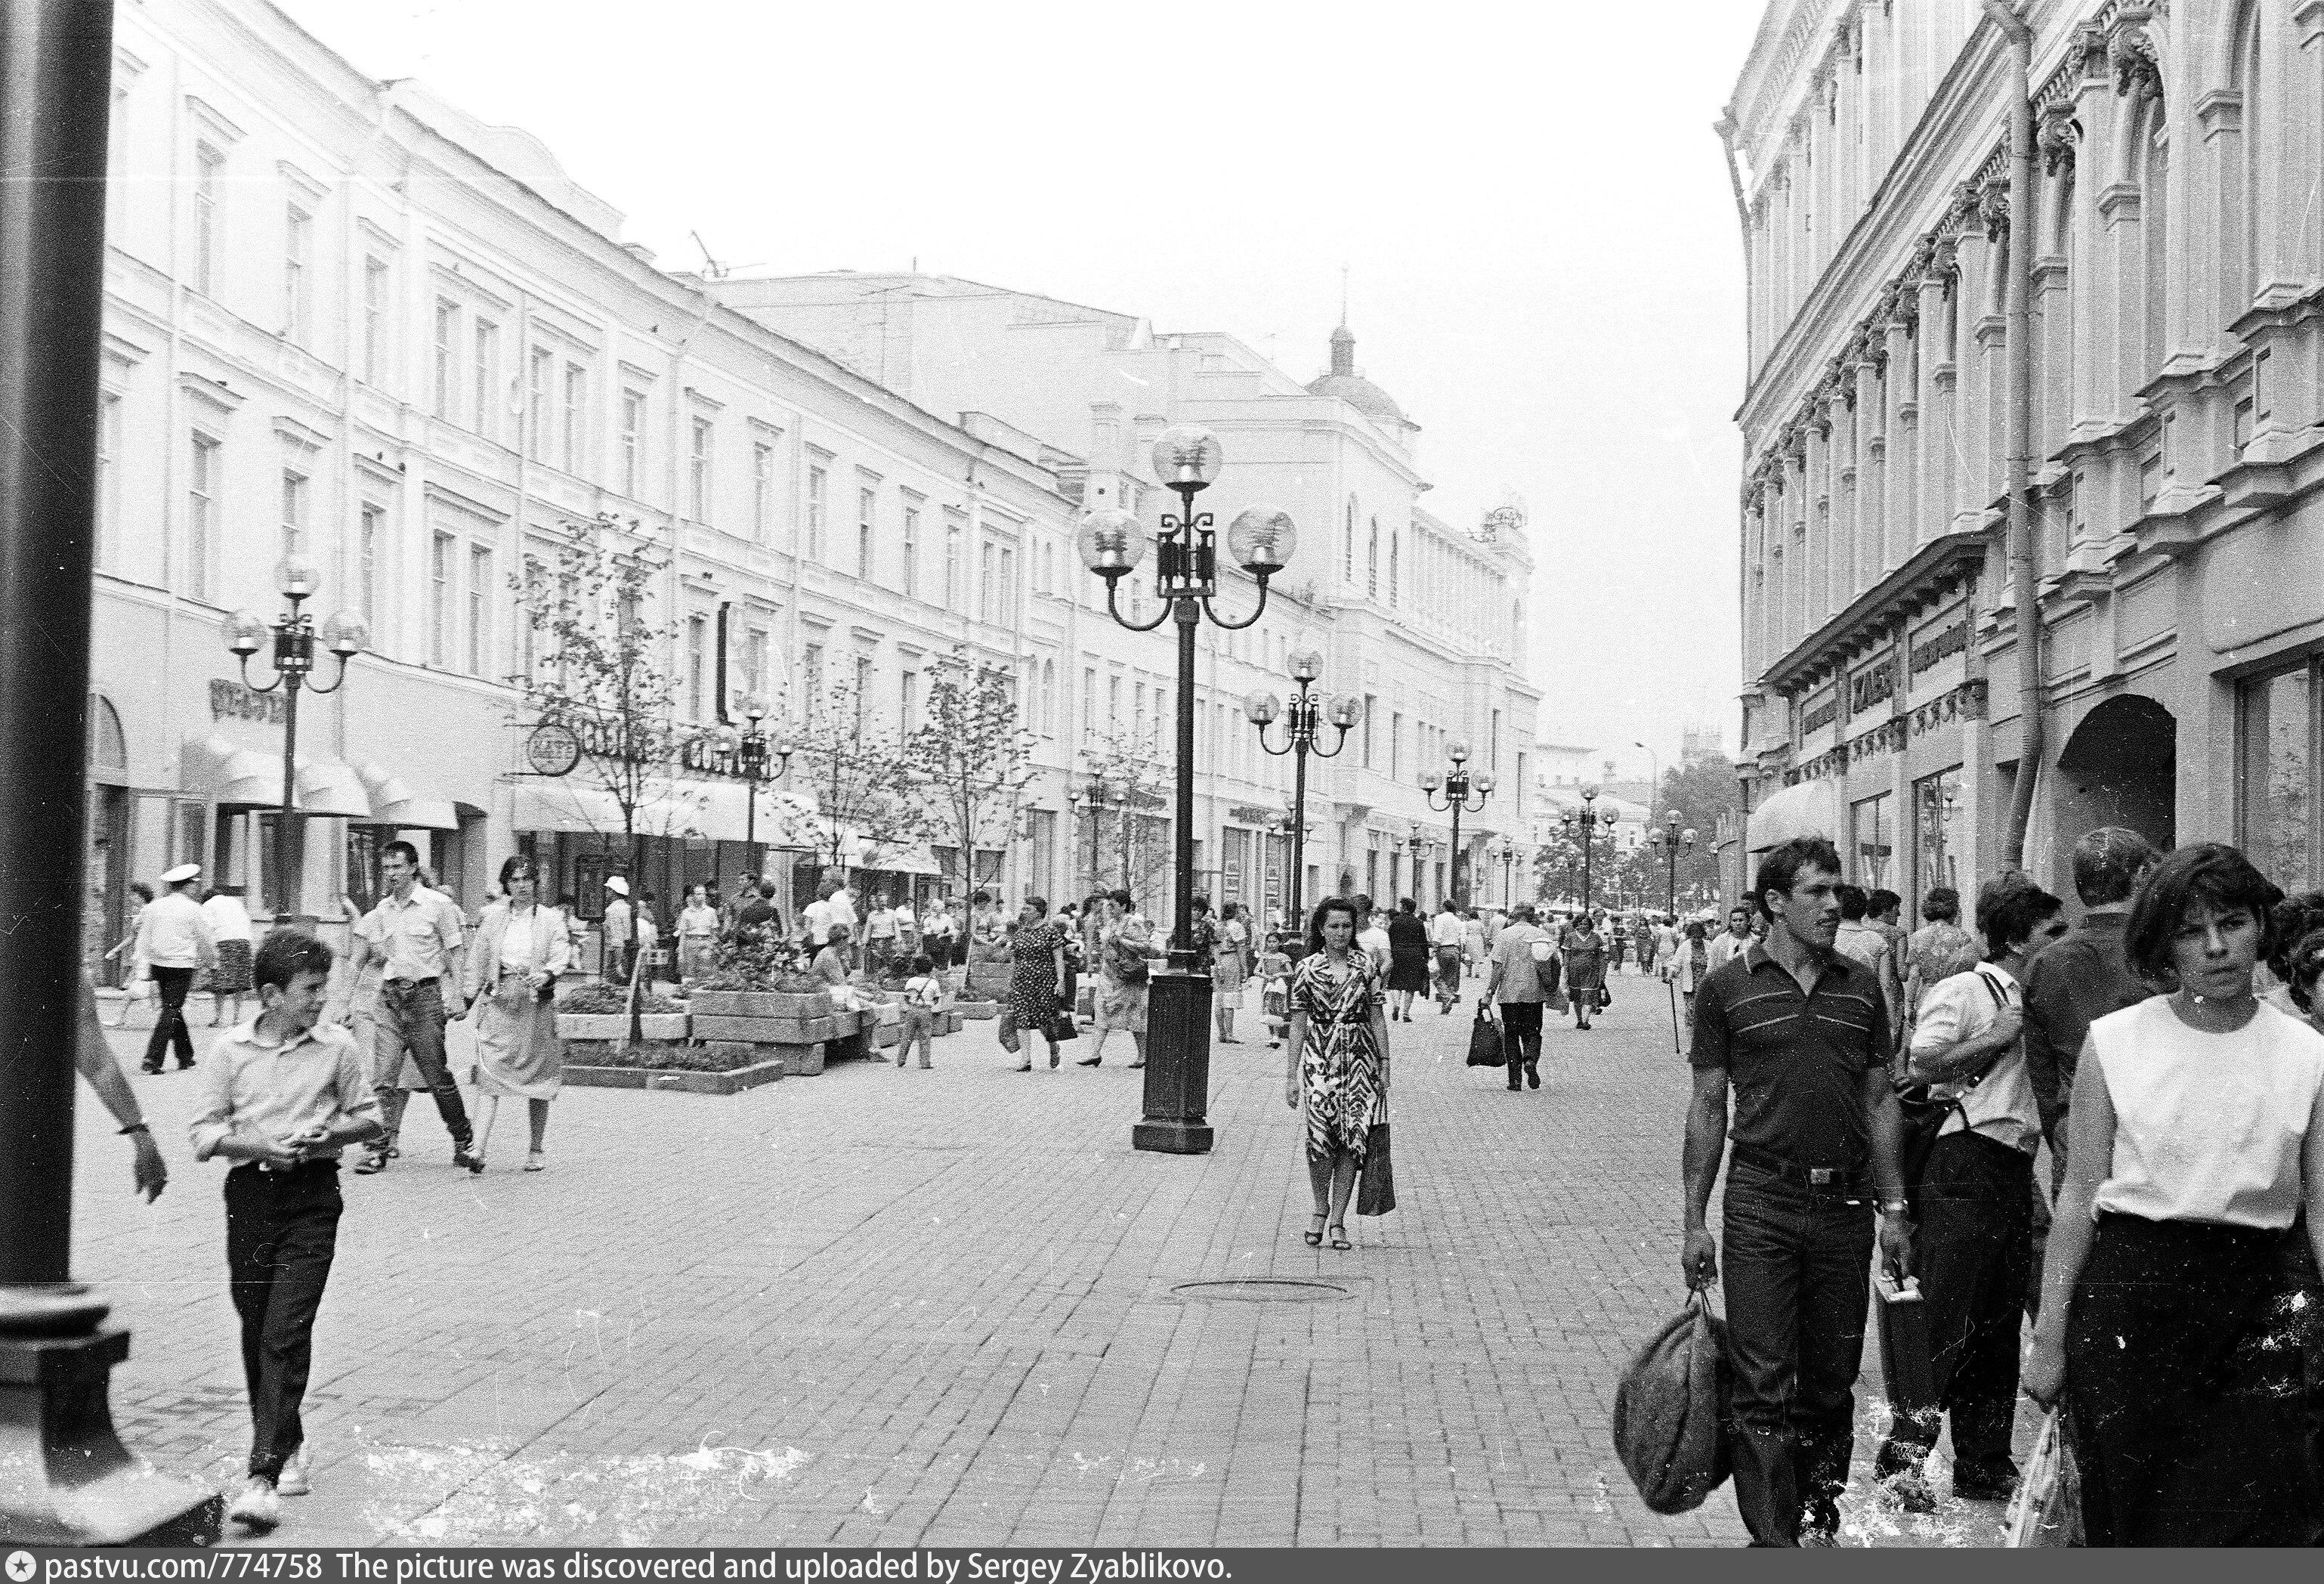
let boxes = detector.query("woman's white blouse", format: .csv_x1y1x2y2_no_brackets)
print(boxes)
2089,997,2324,1230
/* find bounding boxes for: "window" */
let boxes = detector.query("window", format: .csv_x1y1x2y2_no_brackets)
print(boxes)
95,390,122,571
185,433,218,600
1851,791,1896,889
467,545,493,676
979,539,996,622
901,507,920,596
806,466,827,557
1083,667,1096,738
280,470,308,560
854,654,873,731
999,546,1015,623
430,531,455,666
752,442,774,540
620,390,646,497
1388,533,1399,605
1361,695,1377,767
283,206,313,344
357,506,385,633
362,258,389,382
561,364,586,471
518,555,543,681
527,348,553,461
857,487,876,578
193,144,223,296
463,321,495,441
689,416,713,521
433,300,459,420
1134,681,1148,744
943,520,961,609
803,642,825,707
1040,661,1055,735
2241,663,2316,892
901,668,919,733
1367,518,1380,597
686,615,708,720
743,626,769,702
1390,712,1402,781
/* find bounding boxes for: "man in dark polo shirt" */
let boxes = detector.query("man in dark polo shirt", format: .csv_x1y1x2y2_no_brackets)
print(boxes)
1682,835,1914,1546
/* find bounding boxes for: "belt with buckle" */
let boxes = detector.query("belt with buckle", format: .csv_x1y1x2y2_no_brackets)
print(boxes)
1731,1143,1868,1190
383,976,438,991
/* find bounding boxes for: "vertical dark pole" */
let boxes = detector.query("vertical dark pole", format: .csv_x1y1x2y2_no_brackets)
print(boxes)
280,670,300,914
0,0,218,1543
1289,737,1308,934
1133,590,1213,1155
1582,823,1593,914
1450,799,1463,905
0,0,113,1304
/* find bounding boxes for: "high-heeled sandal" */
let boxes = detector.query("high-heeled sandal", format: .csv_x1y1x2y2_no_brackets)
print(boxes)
1327,1224,1351,1251
1303,1214,1326,1247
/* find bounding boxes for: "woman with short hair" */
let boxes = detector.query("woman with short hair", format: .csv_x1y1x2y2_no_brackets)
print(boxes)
459,855,572,1171
1004,896,1069,1072
2024,843,2324,1545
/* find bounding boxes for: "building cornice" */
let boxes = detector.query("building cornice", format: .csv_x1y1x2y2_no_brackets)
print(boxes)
1758,529,1989,697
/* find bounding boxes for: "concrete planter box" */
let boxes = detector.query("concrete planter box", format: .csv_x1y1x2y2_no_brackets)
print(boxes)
556,1013,688,1042
563,1057,786,1095
562,1039,691,1068
955,1001,1000,1020
690,989,833,1019
780,1043,826,1076
871,1021,902,1049
691,1013,840,1044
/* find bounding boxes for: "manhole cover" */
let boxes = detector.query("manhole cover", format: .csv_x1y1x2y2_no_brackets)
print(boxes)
1170,1279,1349,1304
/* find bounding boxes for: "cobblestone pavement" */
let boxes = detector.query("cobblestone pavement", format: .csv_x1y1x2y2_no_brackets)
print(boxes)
77,973,2022,1547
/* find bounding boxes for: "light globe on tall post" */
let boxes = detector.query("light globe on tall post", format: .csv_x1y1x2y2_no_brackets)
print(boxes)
1247,642,1354,943
1560,782,1621,915
223,555,366,915
1081,426,1290,1156
1420,739,1494,905
713,693,791,857
1069,775,1118,894
1646,809,1694,914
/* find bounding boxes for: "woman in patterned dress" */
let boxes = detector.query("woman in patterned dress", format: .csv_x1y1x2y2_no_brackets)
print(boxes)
1005,896,1069,1072
1284,896,1390,1251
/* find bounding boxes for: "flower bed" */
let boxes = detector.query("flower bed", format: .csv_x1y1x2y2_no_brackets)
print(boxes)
561,1038,785,1095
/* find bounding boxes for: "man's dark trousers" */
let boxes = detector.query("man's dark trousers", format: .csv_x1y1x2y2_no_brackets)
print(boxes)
1872,1131,2032,1487
144,965,196,1070
1721,1153,1875,1545
375,977,471,1145
225,1161,342,1479
1497,1001,1542,1088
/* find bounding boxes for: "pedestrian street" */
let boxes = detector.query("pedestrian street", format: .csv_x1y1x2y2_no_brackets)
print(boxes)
81,977,2021,1548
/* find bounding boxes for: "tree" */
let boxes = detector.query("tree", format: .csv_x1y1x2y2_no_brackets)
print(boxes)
792,672,919,886
1655,752,1744,912
512,517,691,1041
1077,726,1172,906
901,648,1035,902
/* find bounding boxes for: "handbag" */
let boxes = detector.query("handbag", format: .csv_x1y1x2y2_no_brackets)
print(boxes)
1355,1121,1395,1215
1597,984,1614,1011
1466,1003,1506,1067
1046,1011,1077,1044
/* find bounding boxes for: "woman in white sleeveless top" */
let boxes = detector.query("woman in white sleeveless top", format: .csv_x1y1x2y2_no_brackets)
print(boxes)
2024,844,2324,1545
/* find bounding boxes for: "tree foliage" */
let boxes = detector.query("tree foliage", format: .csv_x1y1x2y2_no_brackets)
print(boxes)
792,673,919,878
1075,726,1173,905
901,648,1034,899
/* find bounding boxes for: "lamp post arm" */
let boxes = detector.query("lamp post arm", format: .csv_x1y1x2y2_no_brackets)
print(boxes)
1105,577,1173,634
1200,574,1269,633
1254,719,1294,759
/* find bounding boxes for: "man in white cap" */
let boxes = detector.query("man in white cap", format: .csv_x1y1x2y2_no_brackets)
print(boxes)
348,840,477,1172
135,863,217,1074
601,876,635,983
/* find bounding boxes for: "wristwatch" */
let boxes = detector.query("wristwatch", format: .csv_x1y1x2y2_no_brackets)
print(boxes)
1879,1199,1911,1217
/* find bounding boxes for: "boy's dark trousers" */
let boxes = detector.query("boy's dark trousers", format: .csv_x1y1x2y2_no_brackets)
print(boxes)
226,1161,343,1480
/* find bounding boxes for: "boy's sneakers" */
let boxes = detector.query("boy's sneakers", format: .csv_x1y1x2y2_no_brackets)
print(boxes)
227,1475,280,1530
276,1445,311,1496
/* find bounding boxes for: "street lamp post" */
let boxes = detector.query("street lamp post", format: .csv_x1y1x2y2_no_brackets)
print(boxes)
1079,426,1293,1156
1493,840,1516,908
713,694,791,857
1246,646,1355,937
1069,776,1117,896
1419,741,1495,906
1405,822,1432,904
224,557,368,915
1559,782,1622,914
1646,809,1696,914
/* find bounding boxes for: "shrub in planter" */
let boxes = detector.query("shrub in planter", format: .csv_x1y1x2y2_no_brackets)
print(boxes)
558,982,683,1016
570,1040,762,1073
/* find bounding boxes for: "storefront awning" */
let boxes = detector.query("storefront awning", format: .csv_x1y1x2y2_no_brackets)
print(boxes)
355,764,459,831
1745,778,1842,854
853,835,942,875
182,735,373,818
511,778,811,846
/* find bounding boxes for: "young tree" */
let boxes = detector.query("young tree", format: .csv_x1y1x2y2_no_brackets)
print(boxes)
791,671,919,886
1077,726,1172,907
901,648,1035,902
511,517,690,1038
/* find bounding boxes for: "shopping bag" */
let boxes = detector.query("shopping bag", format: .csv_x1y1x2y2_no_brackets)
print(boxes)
1355,1121,1395,1215
996,1012,1021,1054
1465,1004,1505,1067
1046,1012,1078,1044
2004,1406,2082,1546
1612,1289,1732,1515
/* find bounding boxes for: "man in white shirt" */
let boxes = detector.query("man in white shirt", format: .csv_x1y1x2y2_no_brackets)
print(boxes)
601,880,635,983
349,841,478,1172
1871,873,2066,1512
137,863,217,1073
1353,894,1392,974
802,884,834,949
1428,899,1468,1010
827,880,860,965
1705,903,1756,974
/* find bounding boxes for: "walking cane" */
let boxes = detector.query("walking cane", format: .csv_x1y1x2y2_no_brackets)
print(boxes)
476,1095,501,1167
1666,976,1683,1056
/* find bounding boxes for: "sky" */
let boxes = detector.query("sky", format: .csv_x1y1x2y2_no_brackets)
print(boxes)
272,0,1763,784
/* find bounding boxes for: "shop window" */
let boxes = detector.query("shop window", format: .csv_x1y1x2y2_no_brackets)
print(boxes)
2239,661,2316,893
1911,767,1964,904
1850,790,1895,891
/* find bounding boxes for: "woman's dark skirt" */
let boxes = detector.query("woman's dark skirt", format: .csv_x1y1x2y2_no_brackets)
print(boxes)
2063,1211,2320,1546
1386,950,1430,993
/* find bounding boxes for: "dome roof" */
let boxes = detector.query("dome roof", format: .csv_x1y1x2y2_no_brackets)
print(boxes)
1305,323,1415,428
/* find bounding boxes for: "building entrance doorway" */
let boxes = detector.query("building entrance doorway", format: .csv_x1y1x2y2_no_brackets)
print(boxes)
2054,694,2176,862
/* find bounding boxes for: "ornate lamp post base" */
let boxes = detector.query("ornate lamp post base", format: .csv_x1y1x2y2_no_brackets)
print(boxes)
0,1313,222,1545
1133,970,1216,1155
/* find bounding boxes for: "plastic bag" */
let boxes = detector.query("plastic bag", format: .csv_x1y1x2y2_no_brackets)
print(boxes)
1611,1289,1732,1514
2004,1406,2082,1547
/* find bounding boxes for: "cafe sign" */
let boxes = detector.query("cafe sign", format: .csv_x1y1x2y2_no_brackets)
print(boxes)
209,678,287,725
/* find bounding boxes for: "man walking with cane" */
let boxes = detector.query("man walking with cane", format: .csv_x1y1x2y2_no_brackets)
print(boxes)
1682,837,1915,1545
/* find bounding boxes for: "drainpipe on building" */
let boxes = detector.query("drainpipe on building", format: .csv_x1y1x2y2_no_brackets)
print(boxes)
1982,0,2041,872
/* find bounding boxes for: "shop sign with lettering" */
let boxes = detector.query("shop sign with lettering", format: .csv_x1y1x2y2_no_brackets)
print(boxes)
210,678,287,725
1849,659,1896,716
1911,617,1970,678
1800,687,1840,737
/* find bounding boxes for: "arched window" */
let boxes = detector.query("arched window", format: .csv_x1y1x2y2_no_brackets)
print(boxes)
1367,517,1380,598
2137,103,2169,379
1388,533,1400,605
2228,1,2261,321
1040,659,1055,735
85,692,126,781
1344,496,1358,583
